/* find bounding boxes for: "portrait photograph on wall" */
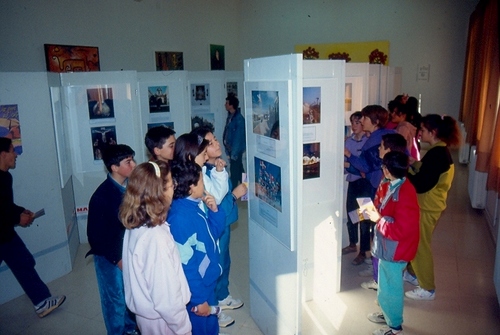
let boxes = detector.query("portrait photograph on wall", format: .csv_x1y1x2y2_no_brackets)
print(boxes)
191,84,211,106
254,156,282,212
252,90,280,140
303,86,321,124
303,142,320,179
91,126,117,161
0,104,22,154
148,122,174,130
226,81,238,97
148,85,170,113
155,51,184,71
87,88,114,120
44,44,100,73
191,112,215,132
210,44,225,70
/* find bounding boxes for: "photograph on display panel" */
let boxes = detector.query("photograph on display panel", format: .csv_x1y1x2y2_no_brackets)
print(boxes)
148,122,174,130
91,126,117,161
87,88,114,120
0,104,22,155
191,84,210,106
251,90,280,140
303,142,320,179
254,157,282,212
148,85,170,113
245,80,293,250
191,112,215,133
226,82,238,97
303,86,321,124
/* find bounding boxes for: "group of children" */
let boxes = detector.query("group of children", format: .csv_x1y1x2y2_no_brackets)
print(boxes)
344,97,461,335
87,123,247,335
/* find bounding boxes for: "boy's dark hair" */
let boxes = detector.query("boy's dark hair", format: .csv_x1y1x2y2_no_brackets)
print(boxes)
190,126,212,139
102,144,135,173
171,161,202,199
144,126,176,158
173,133,208,164
383,151,409,179
382,133,407,153
226,94,239,110
0,137,12,153
349,111,363,122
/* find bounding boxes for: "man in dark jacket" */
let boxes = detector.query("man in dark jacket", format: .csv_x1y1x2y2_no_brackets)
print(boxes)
0,137,65,318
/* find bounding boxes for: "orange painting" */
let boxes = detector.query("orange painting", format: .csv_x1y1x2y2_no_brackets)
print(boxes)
44,44,100,73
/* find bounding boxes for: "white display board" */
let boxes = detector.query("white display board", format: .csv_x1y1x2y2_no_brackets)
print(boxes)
245,80,294,250
245,55,345,335
59,71,142,177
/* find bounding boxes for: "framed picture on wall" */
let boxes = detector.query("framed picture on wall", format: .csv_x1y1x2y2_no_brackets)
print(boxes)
210,44,225,70
155,51,184,71
44,44,100,73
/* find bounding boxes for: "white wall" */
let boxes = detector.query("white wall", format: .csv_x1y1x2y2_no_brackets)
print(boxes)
1,0,476,120
239,0,476,119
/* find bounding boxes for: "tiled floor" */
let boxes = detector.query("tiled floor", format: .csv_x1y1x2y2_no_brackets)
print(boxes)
1,158,499,334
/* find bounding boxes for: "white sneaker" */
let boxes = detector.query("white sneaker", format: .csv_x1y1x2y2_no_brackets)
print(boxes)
361,279,378,291
218,295,244,310
405,287,435,300
372,325,404,334
218,311,235,327
364,257,373,265
403,270,419,286
359,264,374,277
35,295,66,318
367,312,386,324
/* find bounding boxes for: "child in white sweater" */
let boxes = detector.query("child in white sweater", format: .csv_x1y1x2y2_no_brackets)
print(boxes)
120,161,192,335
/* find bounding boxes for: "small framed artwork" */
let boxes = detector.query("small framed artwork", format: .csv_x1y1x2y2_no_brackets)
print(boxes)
44,44,100,73
91,126,117,161
87,88,115,120
210,44,225,70
191,84,210,106
227,82,238,97
148,122,174,130
303,86,321,124
191,112,215,132
303,142,320,179
155,51,184,71
148,85,170,113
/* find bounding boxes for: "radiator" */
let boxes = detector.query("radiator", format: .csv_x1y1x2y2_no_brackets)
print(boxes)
459,122,470,164
468,146,488,209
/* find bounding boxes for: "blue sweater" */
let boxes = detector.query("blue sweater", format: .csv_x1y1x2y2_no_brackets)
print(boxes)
347,128,395,189
168,197,225,305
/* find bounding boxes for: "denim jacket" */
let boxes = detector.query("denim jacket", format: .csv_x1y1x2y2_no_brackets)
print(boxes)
223,110,246,160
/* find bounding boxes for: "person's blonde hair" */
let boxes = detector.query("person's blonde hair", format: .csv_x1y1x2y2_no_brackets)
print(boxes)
120,160,171,229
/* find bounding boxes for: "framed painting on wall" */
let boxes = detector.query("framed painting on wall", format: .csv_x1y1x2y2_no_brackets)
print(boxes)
155,51,184,71
44,44,100,73
210,44,225,70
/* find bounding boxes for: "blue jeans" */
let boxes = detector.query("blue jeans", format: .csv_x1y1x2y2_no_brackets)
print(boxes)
215,225,231,301
0,233,51,306
93,255,136,335
377,259,406,329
